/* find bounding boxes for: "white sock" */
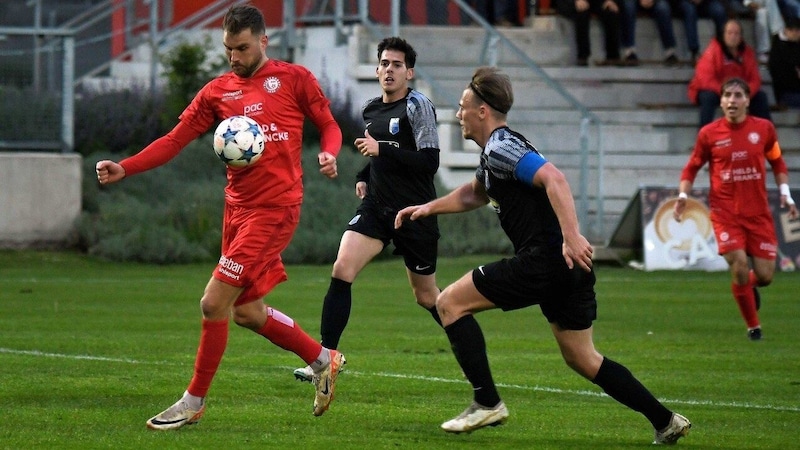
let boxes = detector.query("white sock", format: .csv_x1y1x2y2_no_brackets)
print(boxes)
182,391,204,409
310,348,331,373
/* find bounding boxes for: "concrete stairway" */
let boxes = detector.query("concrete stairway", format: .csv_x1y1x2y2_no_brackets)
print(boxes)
345,18,800,244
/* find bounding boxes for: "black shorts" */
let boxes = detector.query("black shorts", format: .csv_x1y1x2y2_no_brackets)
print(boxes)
347,202,438,275
471,248,597,330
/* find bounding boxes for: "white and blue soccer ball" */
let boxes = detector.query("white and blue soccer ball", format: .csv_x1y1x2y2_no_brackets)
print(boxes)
213,115,265,168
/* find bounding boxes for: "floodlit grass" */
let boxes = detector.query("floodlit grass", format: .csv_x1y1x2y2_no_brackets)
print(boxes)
0,251,798,449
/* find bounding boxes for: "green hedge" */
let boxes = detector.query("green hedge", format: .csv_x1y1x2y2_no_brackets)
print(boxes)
79,139,511,264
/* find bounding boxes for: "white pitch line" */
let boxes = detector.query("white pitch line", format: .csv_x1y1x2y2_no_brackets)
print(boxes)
0,278,174,283
287,368,800,413
2,348,797,413
0,348,175,365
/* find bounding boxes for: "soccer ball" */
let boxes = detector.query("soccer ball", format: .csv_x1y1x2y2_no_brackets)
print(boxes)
213,115,265,168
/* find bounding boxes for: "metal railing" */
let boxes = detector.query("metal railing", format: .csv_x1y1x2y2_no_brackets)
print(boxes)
283,0,606,239
0,26,75,153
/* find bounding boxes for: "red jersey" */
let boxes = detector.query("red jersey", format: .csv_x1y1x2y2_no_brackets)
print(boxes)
681,116,783,218
121,59,342,208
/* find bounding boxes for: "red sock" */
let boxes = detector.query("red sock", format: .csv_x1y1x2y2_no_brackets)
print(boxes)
732,283,759,328
257,307,323,364
187,318,229,398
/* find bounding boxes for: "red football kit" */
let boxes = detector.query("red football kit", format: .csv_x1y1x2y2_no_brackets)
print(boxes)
120,59,342,303
681,116,785,258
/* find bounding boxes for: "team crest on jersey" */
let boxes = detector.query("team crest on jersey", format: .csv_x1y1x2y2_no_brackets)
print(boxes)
389,118,400,135
748,132,760,144
263,77,281,93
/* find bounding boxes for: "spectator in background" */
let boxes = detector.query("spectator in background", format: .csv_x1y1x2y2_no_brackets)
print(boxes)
494,0,525,25
768,17,800,108
555,0,623,66
688,19,771,128
777,0,800,20
744,0,786,63
620,0,680,65
673,0,727,63
471,0,525,26
420,0,448,24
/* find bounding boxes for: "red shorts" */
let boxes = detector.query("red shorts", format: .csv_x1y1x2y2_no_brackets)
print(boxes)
213,203,300,306
711,209,776,259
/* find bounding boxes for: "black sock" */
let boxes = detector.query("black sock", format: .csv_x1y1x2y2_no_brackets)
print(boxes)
591,357,673,429
427,305,443,327
444,315,501,407
319,277,352,349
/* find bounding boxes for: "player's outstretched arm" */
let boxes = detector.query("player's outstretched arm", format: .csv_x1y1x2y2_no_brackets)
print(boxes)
395,179,488,229
95,160,126,185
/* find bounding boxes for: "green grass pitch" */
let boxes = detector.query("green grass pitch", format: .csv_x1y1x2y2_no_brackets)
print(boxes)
0,251,798,449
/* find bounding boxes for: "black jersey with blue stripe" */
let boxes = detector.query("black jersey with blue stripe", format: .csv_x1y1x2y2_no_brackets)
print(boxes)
475,127,562,254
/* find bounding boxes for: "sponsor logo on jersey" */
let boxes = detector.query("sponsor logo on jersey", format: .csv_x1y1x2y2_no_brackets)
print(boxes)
244,103,263,115
260,122,289,142
222,90,243,101
378,140,399,148
389,117,400,135
488,196,500,214
218,255,244,281
731,150,748,161
715,138,732,148
348,214,361,226
264,77,281,93
731,166,763,182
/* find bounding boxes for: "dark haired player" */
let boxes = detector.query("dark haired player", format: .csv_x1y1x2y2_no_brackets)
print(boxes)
675,77,798,341
293,36,442,381
96,4,345,429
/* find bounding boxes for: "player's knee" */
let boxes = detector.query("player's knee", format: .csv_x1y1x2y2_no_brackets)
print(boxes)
413,286,438,309
330,260,357,282
562,353,600,379
200,297,225,320
435,287,450,307
232,309,260,330
435,288,461,320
